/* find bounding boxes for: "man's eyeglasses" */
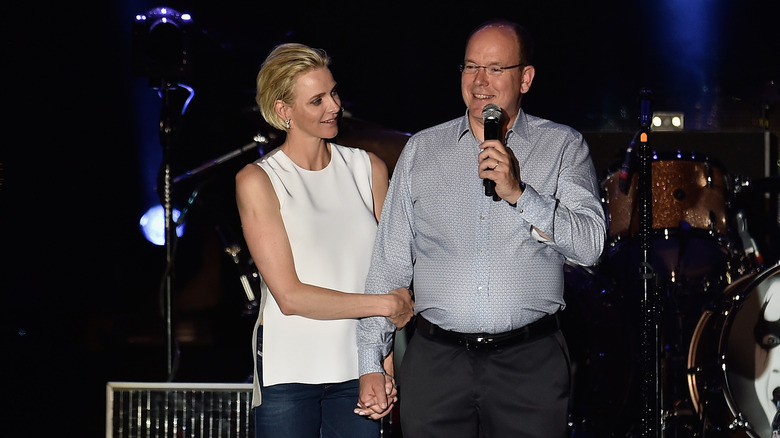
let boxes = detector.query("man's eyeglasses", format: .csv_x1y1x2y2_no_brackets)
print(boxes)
459,63,524,76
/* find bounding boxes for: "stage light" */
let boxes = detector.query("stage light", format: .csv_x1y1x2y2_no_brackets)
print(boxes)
651,112,685,131
139,204,185,246
132,6,195,82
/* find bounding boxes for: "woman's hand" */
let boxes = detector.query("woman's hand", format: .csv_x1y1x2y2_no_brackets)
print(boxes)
387,287,414,328
354,372,398,420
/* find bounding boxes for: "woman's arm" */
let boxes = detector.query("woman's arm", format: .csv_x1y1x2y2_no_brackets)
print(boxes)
235,161,412,327
369,151,389,222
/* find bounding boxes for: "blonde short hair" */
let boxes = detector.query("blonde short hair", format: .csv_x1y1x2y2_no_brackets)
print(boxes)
255,43,331,131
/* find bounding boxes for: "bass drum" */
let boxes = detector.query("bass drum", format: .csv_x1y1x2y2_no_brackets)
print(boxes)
563,261,641,437
688,263,780,437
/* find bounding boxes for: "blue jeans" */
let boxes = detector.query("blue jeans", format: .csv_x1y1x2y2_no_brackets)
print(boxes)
253,328,379,438
253,380,379,438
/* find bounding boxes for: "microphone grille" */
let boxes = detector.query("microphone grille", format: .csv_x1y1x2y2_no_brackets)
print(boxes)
482,104,501,121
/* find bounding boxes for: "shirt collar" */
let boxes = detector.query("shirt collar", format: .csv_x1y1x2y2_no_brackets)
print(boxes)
457,107,529,143
457,109,472,142
506,108,528,143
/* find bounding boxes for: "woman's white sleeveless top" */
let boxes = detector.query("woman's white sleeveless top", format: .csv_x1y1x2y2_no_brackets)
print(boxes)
251,144,377,406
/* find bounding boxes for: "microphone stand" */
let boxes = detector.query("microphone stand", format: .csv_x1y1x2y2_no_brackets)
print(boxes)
636,89,661,437
156,79,184,380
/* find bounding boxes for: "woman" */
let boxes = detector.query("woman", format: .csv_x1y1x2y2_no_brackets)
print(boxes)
235,43,413,438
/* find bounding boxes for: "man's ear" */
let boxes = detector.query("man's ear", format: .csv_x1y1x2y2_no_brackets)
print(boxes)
520,65,535,94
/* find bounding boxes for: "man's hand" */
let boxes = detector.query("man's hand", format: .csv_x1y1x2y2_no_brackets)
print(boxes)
478,139,523,205
355,372,397,420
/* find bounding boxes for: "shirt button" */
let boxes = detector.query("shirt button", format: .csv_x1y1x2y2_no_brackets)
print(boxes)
477,286,483,291
480,215,486,221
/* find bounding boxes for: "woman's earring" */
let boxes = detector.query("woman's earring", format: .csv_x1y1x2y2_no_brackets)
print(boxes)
285,119,291,130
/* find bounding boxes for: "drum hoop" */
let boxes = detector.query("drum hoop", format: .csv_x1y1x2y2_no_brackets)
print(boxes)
606,228,733,252
688,309,715,413
603,150,728,177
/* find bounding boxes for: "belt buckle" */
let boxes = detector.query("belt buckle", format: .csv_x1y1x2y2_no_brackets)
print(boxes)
465,335,492,351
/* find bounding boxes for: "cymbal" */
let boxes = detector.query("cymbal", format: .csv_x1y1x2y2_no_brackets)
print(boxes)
241,106,412,174
333,112,411,175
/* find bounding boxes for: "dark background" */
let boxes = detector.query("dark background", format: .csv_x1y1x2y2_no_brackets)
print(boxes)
2,1,780,435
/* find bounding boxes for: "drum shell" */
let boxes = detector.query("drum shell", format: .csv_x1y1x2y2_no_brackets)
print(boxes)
602,155,729,241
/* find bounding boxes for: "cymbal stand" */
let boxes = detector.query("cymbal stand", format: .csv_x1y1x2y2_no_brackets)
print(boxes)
636,89,662,437
761,102,780,241
171,136,269,316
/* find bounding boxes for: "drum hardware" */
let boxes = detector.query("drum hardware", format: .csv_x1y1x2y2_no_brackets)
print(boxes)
223,244,261,309
618,131,639,195
737,209,765,267
733,175,780,195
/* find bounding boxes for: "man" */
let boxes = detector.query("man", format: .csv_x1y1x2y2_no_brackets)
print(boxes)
355,19,606,437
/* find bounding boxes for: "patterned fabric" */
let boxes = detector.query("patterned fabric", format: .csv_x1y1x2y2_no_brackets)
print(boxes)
357,109,606,375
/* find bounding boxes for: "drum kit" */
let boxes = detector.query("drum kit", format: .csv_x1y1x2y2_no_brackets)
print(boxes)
564,148,780,437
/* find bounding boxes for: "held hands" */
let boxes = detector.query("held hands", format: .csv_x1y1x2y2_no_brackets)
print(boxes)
478,139,523,204
355,372,398,420
387,287,414,329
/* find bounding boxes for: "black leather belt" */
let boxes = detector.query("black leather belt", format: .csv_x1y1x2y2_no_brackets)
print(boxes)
415,312,561,351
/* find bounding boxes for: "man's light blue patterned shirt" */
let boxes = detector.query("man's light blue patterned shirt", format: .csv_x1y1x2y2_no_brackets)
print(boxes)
357,109,607,375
